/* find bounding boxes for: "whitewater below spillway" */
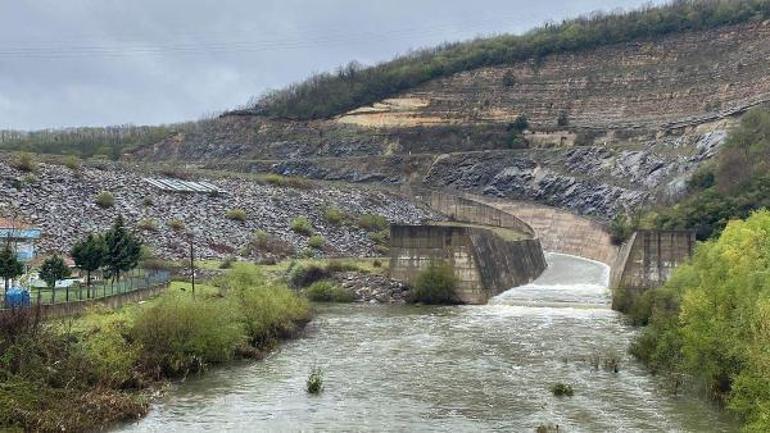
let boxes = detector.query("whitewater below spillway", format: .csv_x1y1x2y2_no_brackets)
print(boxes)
115,253,736,433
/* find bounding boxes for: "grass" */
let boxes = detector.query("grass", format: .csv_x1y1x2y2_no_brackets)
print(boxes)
11,152,36,172
303,280,355,303
290,217,314,235
323,207,346,225
137,218,158,232
262,173,313,189
308,234,326,249
358,214,389,232
95,191,115,209
285,258,383,290
167,219,185,232
225,208,248,222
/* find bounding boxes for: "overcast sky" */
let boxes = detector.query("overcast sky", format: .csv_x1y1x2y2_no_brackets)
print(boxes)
0,0,664,130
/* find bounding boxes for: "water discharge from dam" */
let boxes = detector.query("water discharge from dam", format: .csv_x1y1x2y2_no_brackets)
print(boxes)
116,253,736,433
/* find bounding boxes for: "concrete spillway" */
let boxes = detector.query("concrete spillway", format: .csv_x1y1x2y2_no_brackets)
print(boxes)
391,189,697,304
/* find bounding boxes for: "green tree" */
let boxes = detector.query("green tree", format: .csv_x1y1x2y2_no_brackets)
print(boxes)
609,214,633,245
71,233,106,298
103,216,142,283
0,245,23,292
632,210,770,432
39,255,71,303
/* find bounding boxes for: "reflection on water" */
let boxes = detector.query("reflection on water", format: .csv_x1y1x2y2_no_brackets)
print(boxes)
115,253,736,433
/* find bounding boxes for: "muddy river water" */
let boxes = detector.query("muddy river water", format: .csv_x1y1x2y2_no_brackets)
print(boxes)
116,253,736,432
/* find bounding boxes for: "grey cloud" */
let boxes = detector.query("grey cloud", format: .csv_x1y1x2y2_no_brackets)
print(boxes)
0,0,664,130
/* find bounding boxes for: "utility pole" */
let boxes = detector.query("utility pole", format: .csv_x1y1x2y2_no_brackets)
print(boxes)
188,232,195,299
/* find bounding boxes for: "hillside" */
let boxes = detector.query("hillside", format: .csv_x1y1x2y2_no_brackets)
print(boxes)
127,8,770,220
246,0,770,120
0,156,437,260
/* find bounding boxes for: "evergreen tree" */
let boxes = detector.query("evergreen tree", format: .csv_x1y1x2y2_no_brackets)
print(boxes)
103,216,142,283
0,245,23,291
39,255,71,302
71,233,106,298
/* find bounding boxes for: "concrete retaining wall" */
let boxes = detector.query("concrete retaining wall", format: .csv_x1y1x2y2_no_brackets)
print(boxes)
476,197,619,265
610,230,696,309
418,190,536,237
389,225,546,304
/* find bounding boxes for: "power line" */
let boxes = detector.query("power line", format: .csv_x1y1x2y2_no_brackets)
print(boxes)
0,15,526,59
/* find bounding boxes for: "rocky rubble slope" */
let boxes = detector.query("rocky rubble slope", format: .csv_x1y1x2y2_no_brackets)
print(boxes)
0,158,439,260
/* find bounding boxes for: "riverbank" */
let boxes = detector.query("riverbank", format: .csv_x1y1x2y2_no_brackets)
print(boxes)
628,211,770,432
0,263,311,433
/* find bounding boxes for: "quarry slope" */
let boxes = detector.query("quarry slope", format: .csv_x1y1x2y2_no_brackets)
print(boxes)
132,20,770,219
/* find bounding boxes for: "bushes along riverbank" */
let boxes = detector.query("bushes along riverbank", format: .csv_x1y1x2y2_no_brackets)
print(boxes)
0,263,310,433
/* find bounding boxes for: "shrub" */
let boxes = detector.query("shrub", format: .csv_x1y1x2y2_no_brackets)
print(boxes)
304,280,355,303
325,260,365,274
226,208,247,222
502,71,516,87
510,114,529,132
137,219,158,232
645,108,770,241
12,152,36,172
95,191,115,209
358,214,388,232
131,292,243,377
76,312,141,387
323,207,345,225
372,259,382,268
550,383,574,397
142,197,154,207
308,234,326,249
291,217,313,235
220,256,236,269
168,219,185,232
263,173,313,189
609,214,633,245
225,264,311,346
306,367,324,394
64,155,81,171
410,261,458,305
286,262,330,289
247,230,295,257
369,229,389,246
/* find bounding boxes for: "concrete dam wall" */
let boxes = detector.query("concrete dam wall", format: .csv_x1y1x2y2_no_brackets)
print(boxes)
394,188,696,305
474,196,619,266
389,225,546,304
610,230,696,310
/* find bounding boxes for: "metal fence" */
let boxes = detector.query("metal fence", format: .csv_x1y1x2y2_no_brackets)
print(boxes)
6,269,171,308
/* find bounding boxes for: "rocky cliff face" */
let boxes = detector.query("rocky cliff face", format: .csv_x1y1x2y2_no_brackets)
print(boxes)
130,21,770,220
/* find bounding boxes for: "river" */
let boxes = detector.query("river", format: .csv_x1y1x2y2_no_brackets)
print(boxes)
115,253,736,432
